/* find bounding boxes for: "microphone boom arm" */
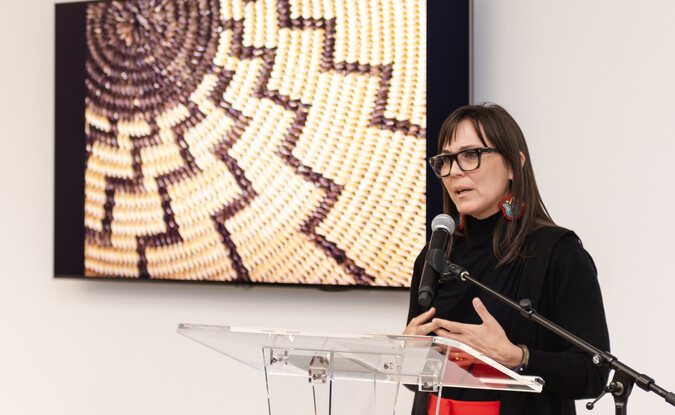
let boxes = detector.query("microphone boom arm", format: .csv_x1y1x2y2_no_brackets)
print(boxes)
438,260,675,413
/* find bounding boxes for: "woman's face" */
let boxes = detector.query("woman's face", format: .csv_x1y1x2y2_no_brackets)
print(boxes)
442,119,513,220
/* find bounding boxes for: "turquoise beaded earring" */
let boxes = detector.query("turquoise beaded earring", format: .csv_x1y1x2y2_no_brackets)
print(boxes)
500,193,525,221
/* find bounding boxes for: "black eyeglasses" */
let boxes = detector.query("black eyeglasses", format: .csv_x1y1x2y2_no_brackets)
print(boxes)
428,148,500,177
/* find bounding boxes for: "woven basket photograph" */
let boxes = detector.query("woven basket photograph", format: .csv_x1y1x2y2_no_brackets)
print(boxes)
76,0,427,286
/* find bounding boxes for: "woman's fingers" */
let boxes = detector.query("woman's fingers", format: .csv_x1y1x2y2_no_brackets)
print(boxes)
432,318,469,334
411,307,436,323
431,299,522,367
472,297,497,325
404,307,440,335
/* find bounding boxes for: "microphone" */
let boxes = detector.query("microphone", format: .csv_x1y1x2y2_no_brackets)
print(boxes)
418,214,456,307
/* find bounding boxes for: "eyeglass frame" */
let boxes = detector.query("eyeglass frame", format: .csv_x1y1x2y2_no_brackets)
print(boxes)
428,147,500,178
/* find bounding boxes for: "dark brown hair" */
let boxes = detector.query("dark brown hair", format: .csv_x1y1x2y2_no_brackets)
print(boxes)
438,103,556,266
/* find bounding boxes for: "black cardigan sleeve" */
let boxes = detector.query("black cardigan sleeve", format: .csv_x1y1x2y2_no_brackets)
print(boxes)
406,245,428,324
518,231,610,399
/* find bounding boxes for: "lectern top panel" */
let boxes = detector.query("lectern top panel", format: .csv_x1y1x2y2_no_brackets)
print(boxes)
177,323,543,393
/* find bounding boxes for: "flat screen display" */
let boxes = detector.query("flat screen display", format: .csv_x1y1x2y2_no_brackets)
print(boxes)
54,0,470,287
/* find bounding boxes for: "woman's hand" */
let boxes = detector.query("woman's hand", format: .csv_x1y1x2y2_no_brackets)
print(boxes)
432,298,523,369
403,307,441,336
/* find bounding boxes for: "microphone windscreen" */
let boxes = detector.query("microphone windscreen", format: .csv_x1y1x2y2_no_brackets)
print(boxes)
431,214,455,234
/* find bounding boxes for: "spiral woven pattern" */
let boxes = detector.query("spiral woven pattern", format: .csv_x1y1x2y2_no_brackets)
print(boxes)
83,0,426,286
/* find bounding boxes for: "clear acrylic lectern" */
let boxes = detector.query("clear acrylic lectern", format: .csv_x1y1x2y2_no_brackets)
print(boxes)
177,324,543,415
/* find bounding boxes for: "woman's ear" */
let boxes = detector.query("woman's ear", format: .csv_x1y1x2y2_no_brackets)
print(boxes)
509,152,526,181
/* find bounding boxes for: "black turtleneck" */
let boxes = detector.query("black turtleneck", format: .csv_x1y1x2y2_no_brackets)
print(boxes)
437,213,522,336
415,212,523,401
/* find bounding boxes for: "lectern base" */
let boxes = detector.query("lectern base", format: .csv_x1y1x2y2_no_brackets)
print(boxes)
265,373,409,415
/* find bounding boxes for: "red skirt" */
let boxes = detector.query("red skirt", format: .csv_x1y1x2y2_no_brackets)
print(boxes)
427,394,500,415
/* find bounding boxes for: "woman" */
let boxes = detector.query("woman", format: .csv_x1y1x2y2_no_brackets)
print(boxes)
405,103,610,415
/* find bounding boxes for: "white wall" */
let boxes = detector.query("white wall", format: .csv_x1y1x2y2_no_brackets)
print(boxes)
1,0,674,413
471,1,675,412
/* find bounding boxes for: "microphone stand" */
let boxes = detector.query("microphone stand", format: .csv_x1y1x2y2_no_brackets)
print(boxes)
429,252,675,414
